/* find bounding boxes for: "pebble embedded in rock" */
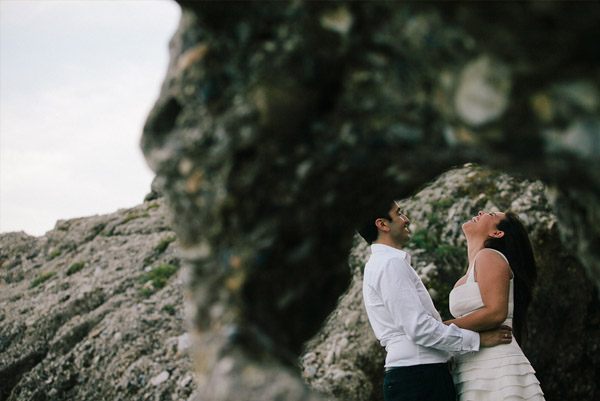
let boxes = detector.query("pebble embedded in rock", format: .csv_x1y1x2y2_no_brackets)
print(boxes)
150,370,170,386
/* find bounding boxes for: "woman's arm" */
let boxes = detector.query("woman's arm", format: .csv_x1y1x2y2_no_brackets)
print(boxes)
445,250,511,332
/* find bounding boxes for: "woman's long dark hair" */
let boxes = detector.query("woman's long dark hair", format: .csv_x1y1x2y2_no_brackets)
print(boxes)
484,212,537,344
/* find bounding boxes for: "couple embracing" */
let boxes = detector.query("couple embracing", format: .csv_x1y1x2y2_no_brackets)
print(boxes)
359,200,545,401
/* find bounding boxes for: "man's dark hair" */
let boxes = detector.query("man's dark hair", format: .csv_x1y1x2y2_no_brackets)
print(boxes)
357,200,394,245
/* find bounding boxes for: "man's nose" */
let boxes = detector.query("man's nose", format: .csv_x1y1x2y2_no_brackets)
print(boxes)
478,211,484,216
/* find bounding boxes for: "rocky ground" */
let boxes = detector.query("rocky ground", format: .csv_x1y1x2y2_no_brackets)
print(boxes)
1,165,599,401
0,198,199,401
301,164,600,401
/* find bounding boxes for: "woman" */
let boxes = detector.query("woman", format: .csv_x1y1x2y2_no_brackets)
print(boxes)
445,211,545,401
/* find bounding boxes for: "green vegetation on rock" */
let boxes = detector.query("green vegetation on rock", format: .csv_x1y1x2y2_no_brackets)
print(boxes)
162,304,176,315
48,249,62,260
66,262,85,276
123,211,150,224
139,263,179,297
146,203,160,210
155,236,176,255
30,271,56,288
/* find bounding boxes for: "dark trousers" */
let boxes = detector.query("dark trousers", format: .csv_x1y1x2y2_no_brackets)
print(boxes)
383,362,456,401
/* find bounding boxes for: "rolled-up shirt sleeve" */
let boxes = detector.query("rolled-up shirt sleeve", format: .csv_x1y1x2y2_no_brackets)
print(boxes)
379,257,480,353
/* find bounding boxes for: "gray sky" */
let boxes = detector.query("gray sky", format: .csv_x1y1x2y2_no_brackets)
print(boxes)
0,0,181,236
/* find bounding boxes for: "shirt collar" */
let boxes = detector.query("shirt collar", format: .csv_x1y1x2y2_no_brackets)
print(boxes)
370,243,412,264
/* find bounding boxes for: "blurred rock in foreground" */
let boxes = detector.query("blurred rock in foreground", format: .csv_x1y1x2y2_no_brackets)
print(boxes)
140,1,599,400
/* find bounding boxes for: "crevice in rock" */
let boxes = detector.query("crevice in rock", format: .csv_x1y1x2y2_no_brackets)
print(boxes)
0,346,48,401
143,97,183,142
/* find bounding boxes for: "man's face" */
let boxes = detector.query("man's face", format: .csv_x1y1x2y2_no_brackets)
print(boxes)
387,201,411,246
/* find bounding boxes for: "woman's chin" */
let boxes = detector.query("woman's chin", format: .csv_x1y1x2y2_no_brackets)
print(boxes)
461,222,471,234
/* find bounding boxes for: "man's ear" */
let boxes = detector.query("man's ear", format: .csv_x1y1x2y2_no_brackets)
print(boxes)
490,230,505,238
375,218,390,232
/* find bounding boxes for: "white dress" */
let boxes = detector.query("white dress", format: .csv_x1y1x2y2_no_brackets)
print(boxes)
449,249,545,401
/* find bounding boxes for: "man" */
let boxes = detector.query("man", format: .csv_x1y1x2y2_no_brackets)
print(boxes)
359,200,512,401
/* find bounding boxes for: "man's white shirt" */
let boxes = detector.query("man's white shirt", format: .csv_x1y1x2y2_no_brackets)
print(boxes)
362,244,480,367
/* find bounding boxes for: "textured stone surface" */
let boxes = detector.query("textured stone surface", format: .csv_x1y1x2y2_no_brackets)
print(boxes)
301,165,600,401
2,1,598,400
0,199,197,401
139,1,599,400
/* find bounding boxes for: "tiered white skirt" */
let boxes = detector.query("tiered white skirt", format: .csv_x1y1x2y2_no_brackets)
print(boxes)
453,343,545,401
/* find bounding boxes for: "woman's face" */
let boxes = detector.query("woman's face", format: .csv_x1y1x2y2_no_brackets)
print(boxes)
462,210,506,238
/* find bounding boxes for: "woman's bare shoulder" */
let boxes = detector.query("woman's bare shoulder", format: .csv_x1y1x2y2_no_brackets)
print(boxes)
474,249,511,280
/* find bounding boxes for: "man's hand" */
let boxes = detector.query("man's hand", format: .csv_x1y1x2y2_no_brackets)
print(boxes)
479,325,513,347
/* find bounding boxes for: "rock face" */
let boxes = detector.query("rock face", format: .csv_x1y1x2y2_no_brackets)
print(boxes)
139,1,600,400
2,166,597,401
137,1,600,400
0,199,198,401
301,164,600,401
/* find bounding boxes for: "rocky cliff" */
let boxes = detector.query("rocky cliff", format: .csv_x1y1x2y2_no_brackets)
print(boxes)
301,164,600,401
2,165,599,400
139,1,600,400
0,199,198,401
3,1,600,400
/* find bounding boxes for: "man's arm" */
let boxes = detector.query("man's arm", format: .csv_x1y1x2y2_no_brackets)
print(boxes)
380,258,511,353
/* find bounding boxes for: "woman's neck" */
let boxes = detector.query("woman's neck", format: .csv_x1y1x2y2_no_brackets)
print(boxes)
466,237,486,264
